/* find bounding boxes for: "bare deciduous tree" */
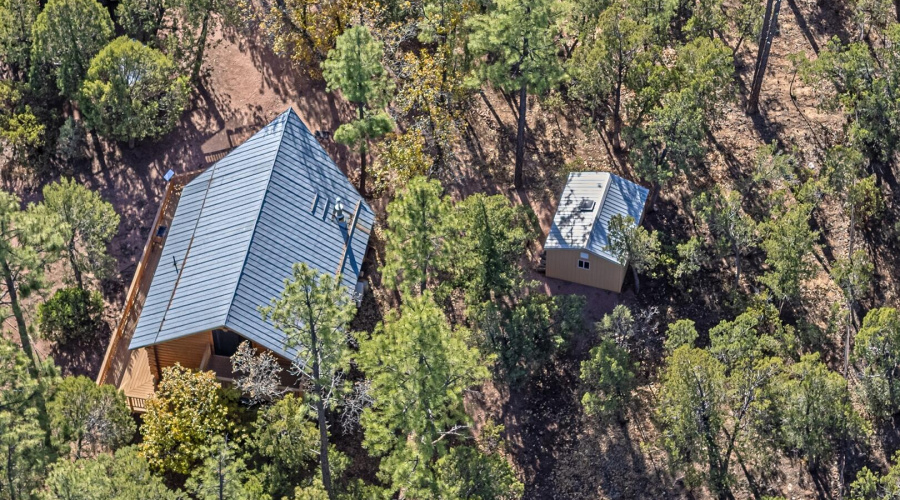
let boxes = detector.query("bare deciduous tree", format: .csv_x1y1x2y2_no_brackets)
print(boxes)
230,341,286,406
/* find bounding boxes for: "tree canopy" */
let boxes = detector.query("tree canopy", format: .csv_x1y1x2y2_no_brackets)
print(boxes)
30,0,114,98
79,37,190,144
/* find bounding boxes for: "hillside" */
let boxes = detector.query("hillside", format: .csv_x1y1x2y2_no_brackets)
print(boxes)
2,0,900,498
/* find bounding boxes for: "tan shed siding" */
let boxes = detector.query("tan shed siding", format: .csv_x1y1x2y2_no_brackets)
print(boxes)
545,249,626,292
154,331,213,371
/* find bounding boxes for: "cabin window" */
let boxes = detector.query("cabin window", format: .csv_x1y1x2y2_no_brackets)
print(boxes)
578,260,590,270
212,329,242,356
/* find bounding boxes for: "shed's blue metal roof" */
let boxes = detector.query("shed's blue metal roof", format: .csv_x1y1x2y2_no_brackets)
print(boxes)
544,172,648,264
129,109,374,360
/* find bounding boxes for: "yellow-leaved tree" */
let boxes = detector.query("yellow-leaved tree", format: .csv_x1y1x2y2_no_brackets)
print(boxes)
140,364,230,474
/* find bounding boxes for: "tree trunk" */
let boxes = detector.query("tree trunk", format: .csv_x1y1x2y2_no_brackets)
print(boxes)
359,148,367,197
358,105,367,197
733,239,742,290
843,204,857,376
610,64,624,152
747,0,781,114
632,265,640,294
67,243,85,292
310,338,334,499
191,10,212,83
2,257,52,446
218,440,225,500
7,442,17,500
647,181,661,212
2,258,37,376
514,81,527,190
749,0,774,103
152,5,166,41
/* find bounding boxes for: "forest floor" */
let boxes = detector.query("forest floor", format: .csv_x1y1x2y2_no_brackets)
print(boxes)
8,0,900,497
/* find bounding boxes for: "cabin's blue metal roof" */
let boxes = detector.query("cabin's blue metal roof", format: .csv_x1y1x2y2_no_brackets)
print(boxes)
129,109,374,360
544,172,648,264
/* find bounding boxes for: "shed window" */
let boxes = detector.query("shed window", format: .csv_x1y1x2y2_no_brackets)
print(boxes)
578,260,590,270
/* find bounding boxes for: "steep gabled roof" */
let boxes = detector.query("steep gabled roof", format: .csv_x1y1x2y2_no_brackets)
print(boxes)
544,172,649,264
129,109,374,360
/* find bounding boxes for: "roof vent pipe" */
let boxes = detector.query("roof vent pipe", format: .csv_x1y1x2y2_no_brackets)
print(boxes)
334,198,347,230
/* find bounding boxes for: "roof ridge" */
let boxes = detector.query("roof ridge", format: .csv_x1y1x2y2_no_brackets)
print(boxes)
583,172,613,249
222,111,291,330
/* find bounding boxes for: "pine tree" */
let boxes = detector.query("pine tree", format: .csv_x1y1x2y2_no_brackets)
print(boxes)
758,203,818,306
260,263,356,500
0,338,54,500
467,0,562,188
604,214,660,293
580,337,637,419
30,0,113,98
775,353,867,469
694,188,757,290
32,179,119,291
116,0,167,45
451,193,537,305
853,308,900,420
0,190,63,375
0,0,39,76
382,176,453,297
48,376,135,459
322,25,395,196
187,436,268,500
44,446,179,499
567,3,650,150
358,293,488,495
79,37,190,146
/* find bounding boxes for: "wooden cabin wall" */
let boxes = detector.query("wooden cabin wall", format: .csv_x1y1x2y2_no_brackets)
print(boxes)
154,331,214,372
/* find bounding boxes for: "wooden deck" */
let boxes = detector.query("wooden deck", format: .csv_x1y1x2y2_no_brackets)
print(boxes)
96,172,198,412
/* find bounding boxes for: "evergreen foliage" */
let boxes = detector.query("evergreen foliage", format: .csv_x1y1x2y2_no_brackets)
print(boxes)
79,37,190,144
854,307,900,420
358,293,489,496
48,376,134,459
30,0,114,98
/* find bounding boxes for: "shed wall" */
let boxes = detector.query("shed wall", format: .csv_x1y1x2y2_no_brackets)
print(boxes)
545,249,626,292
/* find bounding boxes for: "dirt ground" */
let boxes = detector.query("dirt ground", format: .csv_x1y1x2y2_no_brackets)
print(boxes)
457,0,897,497
11,0,899,496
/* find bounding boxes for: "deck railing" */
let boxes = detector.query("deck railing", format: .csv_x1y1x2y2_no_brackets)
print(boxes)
126,396,148,412
96,173,194,388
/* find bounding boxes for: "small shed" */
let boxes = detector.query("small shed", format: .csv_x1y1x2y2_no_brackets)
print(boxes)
543,172,649,292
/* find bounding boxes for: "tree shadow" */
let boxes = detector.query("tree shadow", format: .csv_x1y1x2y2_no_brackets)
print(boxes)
786,0,821,55
47,321,111,378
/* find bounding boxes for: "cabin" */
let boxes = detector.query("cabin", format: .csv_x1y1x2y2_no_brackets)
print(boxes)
543,172,649,293
96,108,374,411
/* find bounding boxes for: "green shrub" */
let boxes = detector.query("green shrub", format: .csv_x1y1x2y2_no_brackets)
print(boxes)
38,287,104,344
